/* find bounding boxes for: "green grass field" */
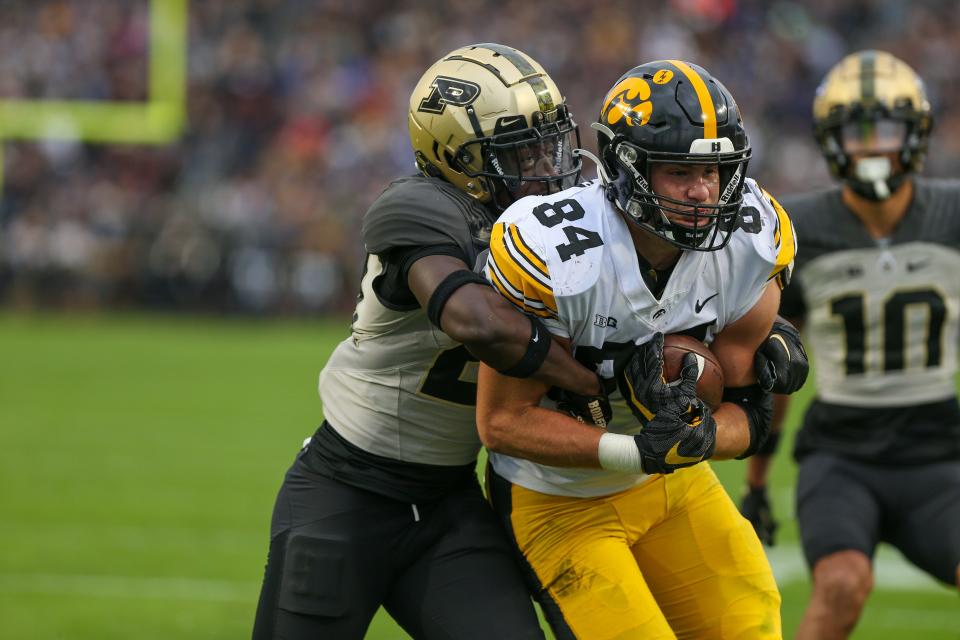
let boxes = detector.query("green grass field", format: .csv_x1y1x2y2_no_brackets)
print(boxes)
1,313,956,638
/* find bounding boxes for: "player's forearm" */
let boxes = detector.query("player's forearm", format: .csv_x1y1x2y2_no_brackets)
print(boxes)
452,289,600,395
463,326,600,396
477,404,604,468
746,455,775,487
710,402,752,459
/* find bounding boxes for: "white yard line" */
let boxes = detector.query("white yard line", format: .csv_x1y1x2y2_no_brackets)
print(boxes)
0,573,258,603
0,545,949,604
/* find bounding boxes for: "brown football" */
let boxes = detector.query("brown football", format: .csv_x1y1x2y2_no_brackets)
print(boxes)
661,334,725,410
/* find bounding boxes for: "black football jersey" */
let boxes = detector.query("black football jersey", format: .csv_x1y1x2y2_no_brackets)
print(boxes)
781,178,960,464
315,176,495,501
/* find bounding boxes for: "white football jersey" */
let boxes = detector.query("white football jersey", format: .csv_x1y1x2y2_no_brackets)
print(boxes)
484,178,795,497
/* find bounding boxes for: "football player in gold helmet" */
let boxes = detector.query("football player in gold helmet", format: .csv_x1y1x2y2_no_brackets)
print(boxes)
742,50,960,640
253,44,600,639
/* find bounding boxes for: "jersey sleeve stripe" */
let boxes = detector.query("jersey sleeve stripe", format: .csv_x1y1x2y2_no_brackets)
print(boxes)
486,258,554,318
489,223,558,314
507,225,549,278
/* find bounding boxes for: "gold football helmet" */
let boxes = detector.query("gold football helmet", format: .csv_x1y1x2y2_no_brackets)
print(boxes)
813,50,932,200
408,44,580,209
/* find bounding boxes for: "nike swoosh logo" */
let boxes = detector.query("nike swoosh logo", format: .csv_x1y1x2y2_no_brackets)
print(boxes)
531,328,539,342
695,293,718,313
664,442,704,466
499,116,527,129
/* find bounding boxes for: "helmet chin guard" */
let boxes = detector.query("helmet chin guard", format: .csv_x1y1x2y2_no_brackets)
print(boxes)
849,156,906,200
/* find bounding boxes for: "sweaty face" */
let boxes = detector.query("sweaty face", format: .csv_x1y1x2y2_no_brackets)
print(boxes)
468,115,580,209
504,140,559,197
648,163,721,226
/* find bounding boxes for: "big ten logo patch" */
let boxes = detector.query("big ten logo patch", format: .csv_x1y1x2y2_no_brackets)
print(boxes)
594,314,618,328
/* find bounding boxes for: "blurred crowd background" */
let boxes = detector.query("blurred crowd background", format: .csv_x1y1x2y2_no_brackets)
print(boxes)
2,0,959,315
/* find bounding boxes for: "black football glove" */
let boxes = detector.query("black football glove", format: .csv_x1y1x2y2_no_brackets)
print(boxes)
618,333,694,423
632,353,717,474
554,377,613,428
740,485,778,546
754,317,809,394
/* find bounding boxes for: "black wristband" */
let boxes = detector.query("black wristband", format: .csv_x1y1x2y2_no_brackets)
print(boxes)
723,384,774,460
755,430,781,457
498,315,552,378
426,270,490,329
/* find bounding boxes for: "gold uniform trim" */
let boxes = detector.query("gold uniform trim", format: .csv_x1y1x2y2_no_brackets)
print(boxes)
489,223,558,315
508,225,549,277
764,191,797,279
668,60,717,139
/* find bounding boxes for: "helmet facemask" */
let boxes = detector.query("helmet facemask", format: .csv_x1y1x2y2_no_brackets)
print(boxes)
606,137,750,251
457,105,581,209
818,105,928,201
591,60,752,252
813,50,933,201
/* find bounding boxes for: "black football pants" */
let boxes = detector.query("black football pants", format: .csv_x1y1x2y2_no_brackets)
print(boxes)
252,454,545,639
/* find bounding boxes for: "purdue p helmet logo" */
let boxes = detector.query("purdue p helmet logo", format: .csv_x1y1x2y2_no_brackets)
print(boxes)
418,76,481,114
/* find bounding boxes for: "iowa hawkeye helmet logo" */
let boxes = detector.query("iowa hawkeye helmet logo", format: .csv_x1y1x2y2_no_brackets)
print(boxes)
418,76,481,114
602,77,653,127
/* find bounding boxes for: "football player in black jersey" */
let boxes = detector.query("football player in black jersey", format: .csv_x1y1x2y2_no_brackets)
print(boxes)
741,50,960,639
251,44,597,640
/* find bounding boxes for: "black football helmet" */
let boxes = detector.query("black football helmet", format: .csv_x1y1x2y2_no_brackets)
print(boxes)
593,61,751,251
813,50,932,200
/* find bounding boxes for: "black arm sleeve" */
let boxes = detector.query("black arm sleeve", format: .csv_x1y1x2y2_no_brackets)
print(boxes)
778,274,806,320
373,244,468,310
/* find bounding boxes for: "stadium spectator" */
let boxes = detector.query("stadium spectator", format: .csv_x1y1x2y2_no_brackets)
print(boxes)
3,1,960,314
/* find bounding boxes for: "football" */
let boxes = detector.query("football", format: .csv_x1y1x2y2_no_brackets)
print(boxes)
661,334,725,410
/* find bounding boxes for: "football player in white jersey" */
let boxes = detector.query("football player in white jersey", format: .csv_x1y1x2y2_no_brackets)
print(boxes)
477,61,796,639
741,51,960,639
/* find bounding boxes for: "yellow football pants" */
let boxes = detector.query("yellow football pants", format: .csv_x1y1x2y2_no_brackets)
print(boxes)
493,463,781,640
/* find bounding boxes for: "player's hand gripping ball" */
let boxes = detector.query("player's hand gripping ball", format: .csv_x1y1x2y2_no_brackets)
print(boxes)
660,334,725,410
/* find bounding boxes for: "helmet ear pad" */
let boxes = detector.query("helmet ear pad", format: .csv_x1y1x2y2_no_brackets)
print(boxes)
607,141,658,225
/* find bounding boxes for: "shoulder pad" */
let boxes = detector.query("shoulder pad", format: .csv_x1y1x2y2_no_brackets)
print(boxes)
362,176,489,257
486,204,558,320
485,184,609,318
740,180,797,290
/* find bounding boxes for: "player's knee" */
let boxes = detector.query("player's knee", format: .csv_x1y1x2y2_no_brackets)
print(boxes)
719,588,782,640
812,551,873,612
